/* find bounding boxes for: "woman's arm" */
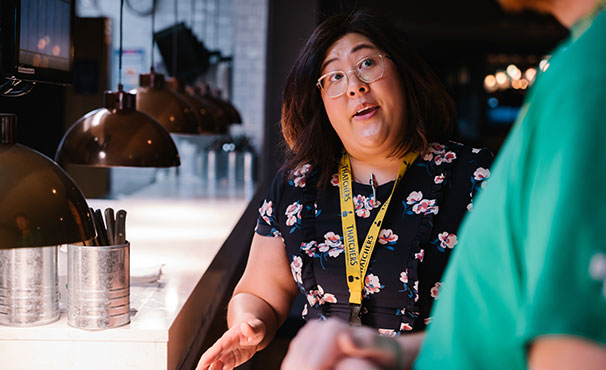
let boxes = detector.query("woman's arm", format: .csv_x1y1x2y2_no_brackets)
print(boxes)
197,234,299,370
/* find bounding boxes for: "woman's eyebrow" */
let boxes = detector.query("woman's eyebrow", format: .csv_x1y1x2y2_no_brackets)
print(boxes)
350,43,376,54
321,43,378,72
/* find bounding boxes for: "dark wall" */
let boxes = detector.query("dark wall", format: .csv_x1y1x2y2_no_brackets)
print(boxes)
0,83,66,159
262,0,319,186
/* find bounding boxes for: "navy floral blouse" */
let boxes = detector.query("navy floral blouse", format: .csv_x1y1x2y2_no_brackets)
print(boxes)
255,142,493,336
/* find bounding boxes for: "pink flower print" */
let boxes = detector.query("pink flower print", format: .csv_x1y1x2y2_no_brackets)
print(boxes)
293,176,306,188
300,240,317,257
442,151,456,163
406,191,423,205
412,199,438,215
400,269,408,284
415,249,425,262
301,304,308,317
422,152,434,161
353,194,371,218
318,232,344,258
285,201,302,226
364,274,383,296
293,163,311,177
473,167,491,181
429,142,446,153
307,285,337,307
379,229,398,245
327,245,344,258
434,151,456,165
259,200,273,224
438,232,458,250
414,281,419,302
292,163,311,188
322,291,337,304
430,282,442,299
472,148,481,154
424,317,432,325
378,329,397,337
467,202,473,211
367,196,381,210
330,173,339,187
434,173,445,184
324,232,341,246
400,323,413,331
290,256,303,284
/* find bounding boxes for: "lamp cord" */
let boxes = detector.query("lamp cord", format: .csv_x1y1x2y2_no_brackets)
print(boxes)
118,0,124,90
172,0,178,78
151,0,155,71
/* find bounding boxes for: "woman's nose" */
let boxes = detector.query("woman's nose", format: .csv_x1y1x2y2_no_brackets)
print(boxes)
347,73,368,97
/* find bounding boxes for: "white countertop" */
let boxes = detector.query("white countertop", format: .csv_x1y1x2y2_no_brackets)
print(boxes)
0,177,253,370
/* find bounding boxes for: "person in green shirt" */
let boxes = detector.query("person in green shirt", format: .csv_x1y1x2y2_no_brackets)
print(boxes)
281,0,606,369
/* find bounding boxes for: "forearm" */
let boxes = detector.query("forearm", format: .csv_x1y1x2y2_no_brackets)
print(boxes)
226,292,281,350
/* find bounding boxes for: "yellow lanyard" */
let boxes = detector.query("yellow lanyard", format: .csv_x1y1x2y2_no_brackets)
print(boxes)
338,151,418,324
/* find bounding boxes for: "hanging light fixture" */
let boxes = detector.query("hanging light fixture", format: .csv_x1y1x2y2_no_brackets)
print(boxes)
55,0,180,167
132,0,202,135
1,114,95,248
165,77,217,133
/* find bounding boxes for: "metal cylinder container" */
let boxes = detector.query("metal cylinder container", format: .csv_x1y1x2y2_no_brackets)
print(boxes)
0,246,60,326
67,242,130,330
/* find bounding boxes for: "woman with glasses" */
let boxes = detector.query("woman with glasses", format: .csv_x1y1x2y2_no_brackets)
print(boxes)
197,10,493,370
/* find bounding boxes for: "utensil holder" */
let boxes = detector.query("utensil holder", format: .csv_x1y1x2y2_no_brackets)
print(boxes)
0,246,59,326
67,242,130,330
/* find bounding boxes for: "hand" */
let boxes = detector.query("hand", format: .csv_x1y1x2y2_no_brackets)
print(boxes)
281,318,404,370
196,318,266,370
281,319,350,370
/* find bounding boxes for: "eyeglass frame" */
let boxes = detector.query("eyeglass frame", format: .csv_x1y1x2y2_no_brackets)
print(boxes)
316,53,387,98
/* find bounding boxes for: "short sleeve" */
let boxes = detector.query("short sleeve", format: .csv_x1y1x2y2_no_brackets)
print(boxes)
520,79,606,345
255,171,285,238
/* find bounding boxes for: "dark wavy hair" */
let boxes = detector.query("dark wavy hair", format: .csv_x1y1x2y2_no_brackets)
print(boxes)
281,10,455,189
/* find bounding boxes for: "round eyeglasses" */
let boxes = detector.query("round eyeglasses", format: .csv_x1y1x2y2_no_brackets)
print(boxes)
316,54,386,98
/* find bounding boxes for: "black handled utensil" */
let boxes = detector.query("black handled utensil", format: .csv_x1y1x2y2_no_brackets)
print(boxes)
115,209,127,244
93,209,109,246
104,208,115,245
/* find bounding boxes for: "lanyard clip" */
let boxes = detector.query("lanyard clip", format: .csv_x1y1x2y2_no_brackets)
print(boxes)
349,303,362,326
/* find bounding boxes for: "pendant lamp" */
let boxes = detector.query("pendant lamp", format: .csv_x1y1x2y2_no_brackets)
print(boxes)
0,114,95,248
132,0,202,135
165,77,217,133
55,0,180,168
55,87,180,167
134,70,203,134
190,84,230,134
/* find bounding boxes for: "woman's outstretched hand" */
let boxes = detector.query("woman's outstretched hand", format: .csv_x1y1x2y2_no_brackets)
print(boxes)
196,318,266,370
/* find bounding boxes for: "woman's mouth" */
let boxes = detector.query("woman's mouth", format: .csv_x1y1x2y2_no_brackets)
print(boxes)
353,106,379,120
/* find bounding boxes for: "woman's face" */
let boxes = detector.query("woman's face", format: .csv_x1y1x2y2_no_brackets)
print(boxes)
319,33,406,159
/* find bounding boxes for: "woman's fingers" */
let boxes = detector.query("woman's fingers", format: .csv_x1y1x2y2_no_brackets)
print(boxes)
197,319,266,370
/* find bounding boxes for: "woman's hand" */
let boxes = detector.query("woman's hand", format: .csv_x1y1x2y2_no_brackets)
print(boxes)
196,318,266,370
281,318,423,370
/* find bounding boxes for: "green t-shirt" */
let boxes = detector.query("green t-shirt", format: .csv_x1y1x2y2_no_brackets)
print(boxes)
416,9,606,370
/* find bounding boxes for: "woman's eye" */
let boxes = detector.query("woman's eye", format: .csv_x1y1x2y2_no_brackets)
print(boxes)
330,73,344,82
360,58,374,68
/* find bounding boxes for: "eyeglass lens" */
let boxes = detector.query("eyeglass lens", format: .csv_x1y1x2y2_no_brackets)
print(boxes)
319,54,384,98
